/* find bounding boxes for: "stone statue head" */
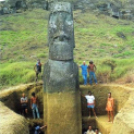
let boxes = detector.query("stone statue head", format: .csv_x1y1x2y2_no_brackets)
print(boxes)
48,2,75,61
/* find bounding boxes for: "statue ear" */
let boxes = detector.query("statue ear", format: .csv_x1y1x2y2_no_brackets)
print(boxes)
46,1,49,11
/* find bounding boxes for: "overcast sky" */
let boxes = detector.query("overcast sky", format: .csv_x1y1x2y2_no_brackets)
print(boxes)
0,0,5,1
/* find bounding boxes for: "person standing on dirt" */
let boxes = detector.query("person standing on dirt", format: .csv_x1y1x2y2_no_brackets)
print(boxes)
31,92,40,119
106,92,114,123
34,59,42,83
80,61,88,86
86,125,94,134
81,91,97,118
20,93,28,117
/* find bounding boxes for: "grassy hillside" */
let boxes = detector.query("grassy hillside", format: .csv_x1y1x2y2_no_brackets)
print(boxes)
0,9,134,89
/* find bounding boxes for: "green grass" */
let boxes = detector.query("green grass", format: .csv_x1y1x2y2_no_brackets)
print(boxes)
1,58,133,87
0,9,134,88
0,62,35,87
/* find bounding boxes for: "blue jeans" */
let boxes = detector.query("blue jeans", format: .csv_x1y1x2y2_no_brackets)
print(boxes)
87,105,94,109
32,104,40,119
89,71,97,85
82,74,87,85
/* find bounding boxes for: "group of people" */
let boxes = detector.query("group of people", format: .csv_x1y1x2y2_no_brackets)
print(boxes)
34,60,97,86
80,61,97,86
32,59,114,134
34,59,97,86
21,92,46,133
20,92,40,119
82,91,114,123
83,125,101,134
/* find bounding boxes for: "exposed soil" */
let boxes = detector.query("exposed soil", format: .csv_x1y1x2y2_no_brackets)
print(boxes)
0,83,134,134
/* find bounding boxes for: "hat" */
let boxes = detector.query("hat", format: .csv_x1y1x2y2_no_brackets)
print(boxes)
89,60,93,63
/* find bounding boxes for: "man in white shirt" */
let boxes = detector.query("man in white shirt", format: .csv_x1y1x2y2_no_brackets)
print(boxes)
20,93,28,117
86,125,94,134
84,91,97,118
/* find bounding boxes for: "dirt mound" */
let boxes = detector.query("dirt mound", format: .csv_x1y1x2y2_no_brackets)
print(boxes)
110,91,134,134
0,101,29,134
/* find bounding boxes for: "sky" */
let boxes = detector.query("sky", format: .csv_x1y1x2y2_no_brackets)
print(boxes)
0,0,5,1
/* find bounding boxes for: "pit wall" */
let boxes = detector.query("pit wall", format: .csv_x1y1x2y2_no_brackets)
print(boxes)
110,91,134,134
81,84,134,134
0,83,43,117
1,83,134,134
80,85,130,116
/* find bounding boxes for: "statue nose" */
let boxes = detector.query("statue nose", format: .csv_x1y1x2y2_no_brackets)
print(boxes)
59,35,64,41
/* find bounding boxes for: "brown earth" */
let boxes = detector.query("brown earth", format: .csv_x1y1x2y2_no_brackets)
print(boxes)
0,82,44,117
0,82,44,134
81,84,134,134
0,83,134,134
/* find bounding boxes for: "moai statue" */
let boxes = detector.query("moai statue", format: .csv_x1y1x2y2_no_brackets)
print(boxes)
44,2,81,134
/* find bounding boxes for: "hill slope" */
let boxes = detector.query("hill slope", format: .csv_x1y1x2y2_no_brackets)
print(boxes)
0,9,134,88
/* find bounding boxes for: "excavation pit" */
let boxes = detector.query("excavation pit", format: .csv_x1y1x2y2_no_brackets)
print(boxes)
80,84,132,134
0,83,134,134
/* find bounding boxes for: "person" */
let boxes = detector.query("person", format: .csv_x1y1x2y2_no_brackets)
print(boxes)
34,123,47,134
31,92,40,119
88,61,97,85
34,59,42,83
20,93,28,117
86,125,94,134
106,92,114,123
94,128,101,134
82,91,97,118
80,61,88,86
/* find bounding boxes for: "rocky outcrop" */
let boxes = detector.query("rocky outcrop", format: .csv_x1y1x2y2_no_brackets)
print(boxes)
0,0,47,14
0,0,134,20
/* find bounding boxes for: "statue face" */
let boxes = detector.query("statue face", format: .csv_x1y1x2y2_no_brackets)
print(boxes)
48,2,74,60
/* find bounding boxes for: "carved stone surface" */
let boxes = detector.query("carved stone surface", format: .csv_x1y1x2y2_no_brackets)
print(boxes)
44,2,81,134
44,60,79,93
48,2,74,61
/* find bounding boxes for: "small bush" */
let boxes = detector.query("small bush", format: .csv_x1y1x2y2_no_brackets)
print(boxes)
37,53,47,58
